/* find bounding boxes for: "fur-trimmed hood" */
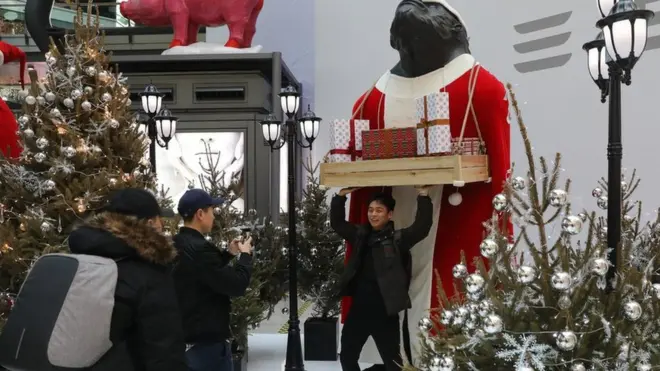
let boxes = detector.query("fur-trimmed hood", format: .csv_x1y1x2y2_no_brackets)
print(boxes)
68,212,177,265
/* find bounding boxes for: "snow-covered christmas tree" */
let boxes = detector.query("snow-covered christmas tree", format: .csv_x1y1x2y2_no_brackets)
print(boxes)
406,85,660,371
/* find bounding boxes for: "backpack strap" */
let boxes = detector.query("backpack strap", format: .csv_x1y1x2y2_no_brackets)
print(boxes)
393,230,402,255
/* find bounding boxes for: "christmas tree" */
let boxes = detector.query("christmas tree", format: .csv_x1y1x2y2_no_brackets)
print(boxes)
192,140,289,349
296,158,344,318
406,85,660,371
0,4,154,304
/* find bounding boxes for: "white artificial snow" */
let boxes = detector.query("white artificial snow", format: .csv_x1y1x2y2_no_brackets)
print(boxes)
161,42,263,56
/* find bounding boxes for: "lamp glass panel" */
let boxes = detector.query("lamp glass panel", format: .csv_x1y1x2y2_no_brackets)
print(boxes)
603,25,616,60
156,119,171,138
599,48,610,78
588,48,601,80
598,0,616,18
610,19,634,59
262,123,280,142
633,18,649,57
281,96,300,115
299,119,314,140
312,120,320,138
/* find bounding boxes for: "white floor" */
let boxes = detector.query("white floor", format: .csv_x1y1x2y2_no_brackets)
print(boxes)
246,333,372,371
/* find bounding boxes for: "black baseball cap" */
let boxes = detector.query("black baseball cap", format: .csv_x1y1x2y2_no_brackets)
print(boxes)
177,189,225,218
104,188,175,219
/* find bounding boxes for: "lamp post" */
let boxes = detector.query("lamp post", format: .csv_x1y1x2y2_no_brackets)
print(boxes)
261,85,321,371
583,0,653,287
139,84,178,173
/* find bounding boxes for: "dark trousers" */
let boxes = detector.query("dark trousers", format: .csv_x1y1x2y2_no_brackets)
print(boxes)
339,298,401,371
185,341,233,371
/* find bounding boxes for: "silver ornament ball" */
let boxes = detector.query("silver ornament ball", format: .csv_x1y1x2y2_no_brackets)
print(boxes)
597,196,608,210
592,187,603,198
623,301,642,321
465,274,485,294
577,212,588,222
549,189,568,207
23,128,34,138
439,310,453,325
81,101,92,111
571,363,586,371
62,146,76,158
43,179,56,191
558,295,572,310
652,283,660,299
492,193,507,212
71,89,83,99
108,119,120,129
512,176,526,190
86,66,97,76
34,152,46,163
63,98,74,108
40,222,52,233
516,266,537,284
281,307,289,314
452,263,468,279
36,96,46,105
590,258,609,276
36,137,49,149
66,66,76,76
25,95,36,105
621,180,628,192
45,92,56,102
561,215,583,235
18,115,29,125
204,235,212,242
556,330,578,351
102,92,112,102
483,314,503,334
418,317,433,332
550,271,572,291
479,238,498,258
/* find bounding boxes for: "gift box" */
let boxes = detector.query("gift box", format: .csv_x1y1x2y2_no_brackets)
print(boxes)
415,92,452,156
328,119,370,163
452,137,486,155
362,127,417,160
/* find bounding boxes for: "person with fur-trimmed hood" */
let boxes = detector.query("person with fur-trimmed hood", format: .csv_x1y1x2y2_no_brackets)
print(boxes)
67,188,187,371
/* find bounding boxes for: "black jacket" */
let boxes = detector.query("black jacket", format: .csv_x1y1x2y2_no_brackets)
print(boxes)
68,212,187,371
172,227,253,343
330,194,433,316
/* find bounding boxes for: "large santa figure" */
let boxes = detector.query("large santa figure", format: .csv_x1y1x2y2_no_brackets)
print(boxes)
342,0,511,367
0,41,26,159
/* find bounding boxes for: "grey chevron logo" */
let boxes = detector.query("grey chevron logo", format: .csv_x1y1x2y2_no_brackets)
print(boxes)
637,0,660,51
512,11,573,74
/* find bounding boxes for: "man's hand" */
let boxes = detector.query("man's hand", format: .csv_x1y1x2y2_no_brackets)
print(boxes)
415,185,433,196
228,238,241,256
338,187,361,197
238,236,253,255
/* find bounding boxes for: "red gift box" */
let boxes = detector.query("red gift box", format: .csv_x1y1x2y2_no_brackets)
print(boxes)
361,127,417,160
451,137,486,155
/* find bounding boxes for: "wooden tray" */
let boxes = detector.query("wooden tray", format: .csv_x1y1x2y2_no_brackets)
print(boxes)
319,155,489,187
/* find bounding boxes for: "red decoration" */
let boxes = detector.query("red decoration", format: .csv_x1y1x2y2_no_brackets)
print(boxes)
0,97,21,159
119,0,264,49
361,127,417,160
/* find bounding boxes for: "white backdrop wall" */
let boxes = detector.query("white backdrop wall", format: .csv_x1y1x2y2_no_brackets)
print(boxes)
314,0,660,217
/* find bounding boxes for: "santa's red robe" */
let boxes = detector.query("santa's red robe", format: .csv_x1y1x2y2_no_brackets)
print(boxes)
341,54,511,364
0,97,20,159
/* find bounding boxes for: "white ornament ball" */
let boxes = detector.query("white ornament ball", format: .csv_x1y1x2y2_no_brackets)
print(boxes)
590,258,609,276
492,193,507,211
597,196,608,210
551,271,572,291
36,137,49,149
126,98,132,106
652,283,660,299
71,89,82,99
516,266,537,284
108,119,120,129
63,98,74,108
578,212,588,222
25,95,36,105
81,101,92,111
549,189,568,207
512,176,526,190
84,86,94,95
86,66,97,76
50,108,61,117
452,263,468,279
23,128,34,138
483,314,503,334
67,66,76,76
561,215,583,235
465,274,485,293
571,363,586,371
18,115,29,126
45,92,56,102
621,180,628,192
558,295,572,310
37,96,45,105
637,362,652,371
62,146,76,158
556,330,578,351
448,192,462,206
102,92,112,102
40,222,52,233
98,71,109,80
43,179,56,191
623,301,642,321
34,152,46,163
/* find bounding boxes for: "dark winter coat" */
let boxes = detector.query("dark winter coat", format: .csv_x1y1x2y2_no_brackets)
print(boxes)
67,212,187,371
330,194,433,316
172,227,253,344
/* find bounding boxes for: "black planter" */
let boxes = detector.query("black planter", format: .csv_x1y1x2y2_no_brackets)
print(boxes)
304,317,339,361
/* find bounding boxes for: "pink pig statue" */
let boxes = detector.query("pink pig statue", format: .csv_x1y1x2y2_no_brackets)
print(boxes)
119,0,264,49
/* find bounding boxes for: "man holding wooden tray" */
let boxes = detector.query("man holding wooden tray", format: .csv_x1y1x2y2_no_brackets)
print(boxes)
331,186,433,371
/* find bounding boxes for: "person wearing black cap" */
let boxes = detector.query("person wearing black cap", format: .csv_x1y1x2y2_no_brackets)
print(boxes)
67,187,187,371
172,188,254,371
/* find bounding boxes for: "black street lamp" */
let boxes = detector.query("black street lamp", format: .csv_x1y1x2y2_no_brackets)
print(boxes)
139,84,177,172
261,85,321,371
583,0,653,288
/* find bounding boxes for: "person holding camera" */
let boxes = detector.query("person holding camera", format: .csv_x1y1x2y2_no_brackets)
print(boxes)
172,189,254,371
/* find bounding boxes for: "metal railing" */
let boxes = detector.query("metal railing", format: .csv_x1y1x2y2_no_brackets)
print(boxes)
0,0,134,36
